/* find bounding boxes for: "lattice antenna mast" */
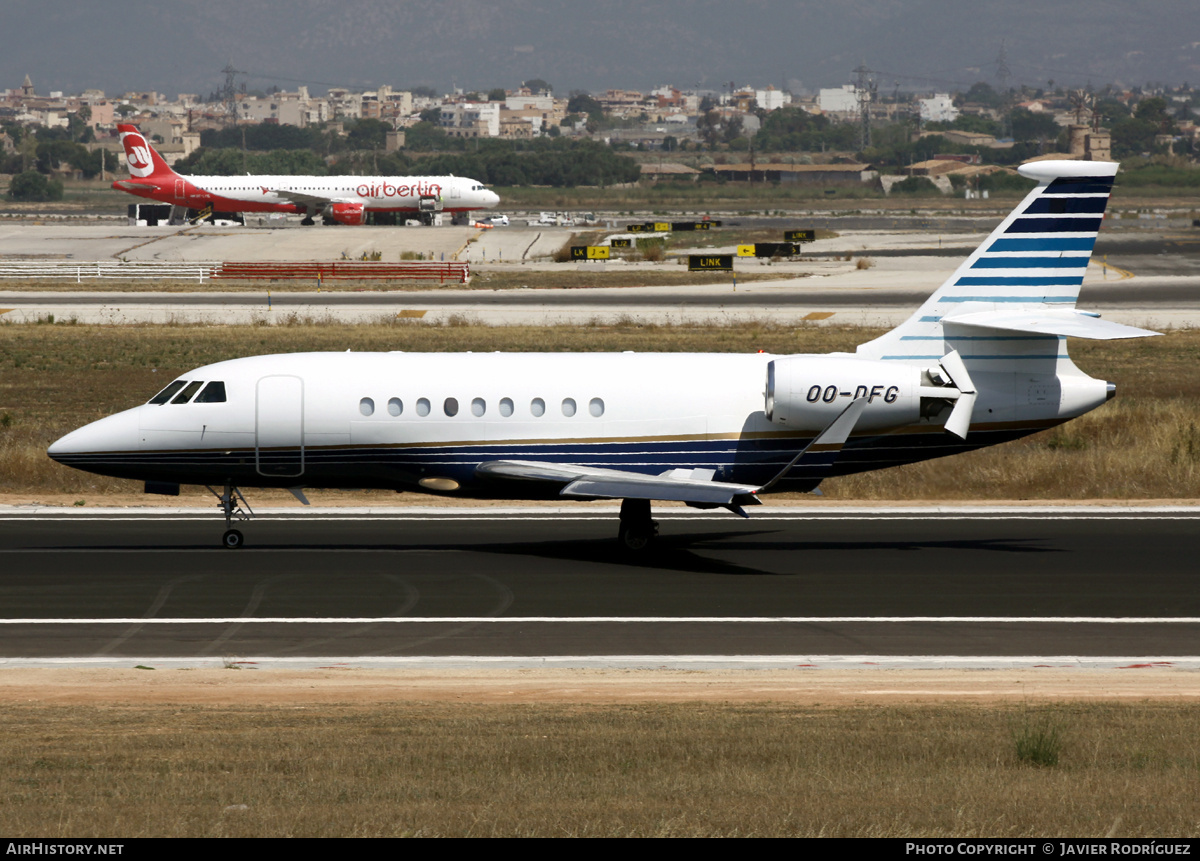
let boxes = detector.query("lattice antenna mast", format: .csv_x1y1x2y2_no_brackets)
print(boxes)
995,41,1012,139
853,64,876,149
995,40,1011,93
220,62,246,126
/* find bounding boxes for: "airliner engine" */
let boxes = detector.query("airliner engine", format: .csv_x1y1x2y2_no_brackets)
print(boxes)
328,202,367,225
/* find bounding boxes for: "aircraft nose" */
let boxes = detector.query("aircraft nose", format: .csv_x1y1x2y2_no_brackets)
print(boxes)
486,190,500,207
48,408,142,461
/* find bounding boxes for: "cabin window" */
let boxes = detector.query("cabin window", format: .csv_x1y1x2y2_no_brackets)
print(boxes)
194,381,227,403
388,397,403,416
499,397,514,417
171,381,205,404
531,398,545,417
471,397,486,417
416,398,431,417
444,397,459,417
561,398,577,417
148,380,187,405
359,397,375,416
589,398,605,417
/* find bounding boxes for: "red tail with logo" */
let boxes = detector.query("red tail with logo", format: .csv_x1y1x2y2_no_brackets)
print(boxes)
116,124,180,181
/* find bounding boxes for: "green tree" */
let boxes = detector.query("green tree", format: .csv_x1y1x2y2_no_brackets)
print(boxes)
1009,108,1060,142
961,82,1004,108
8,170,63,201
523,78,551,94
488,88,507,102
1134,97,1175,132
345,118,391,150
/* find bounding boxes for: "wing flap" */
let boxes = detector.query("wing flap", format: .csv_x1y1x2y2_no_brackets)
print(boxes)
260,187,347,210
475,460,759,504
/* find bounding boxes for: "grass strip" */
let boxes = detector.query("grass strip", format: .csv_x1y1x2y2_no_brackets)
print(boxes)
0,701,1196,837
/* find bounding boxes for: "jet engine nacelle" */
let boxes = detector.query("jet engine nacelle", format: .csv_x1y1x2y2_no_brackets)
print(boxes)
766,356,920,431
328,202,367,225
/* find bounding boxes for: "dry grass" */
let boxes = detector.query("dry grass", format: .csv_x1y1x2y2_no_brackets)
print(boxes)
1,321,1197,499
0,701,1197,837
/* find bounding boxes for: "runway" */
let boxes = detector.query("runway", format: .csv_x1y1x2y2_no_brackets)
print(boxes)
2,506,1198,664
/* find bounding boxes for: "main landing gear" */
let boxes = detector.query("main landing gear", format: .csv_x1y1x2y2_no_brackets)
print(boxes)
207,484,254,549
617,498,658,552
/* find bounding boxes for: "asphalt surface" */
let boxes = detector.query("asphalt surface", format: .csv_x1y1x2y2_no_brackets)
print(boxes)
2,507,1198,661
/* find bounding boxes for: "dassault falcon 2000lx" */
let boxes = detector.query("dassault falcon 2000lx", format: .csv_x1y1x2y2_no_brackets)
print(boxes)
52,160,1158,550
111,123,499,225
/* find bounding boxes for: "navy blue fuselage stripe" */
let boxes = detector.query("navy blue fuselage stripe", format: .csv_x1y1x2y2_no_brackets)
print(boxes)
1006,217,1103,234
1024,197,1109,214
987,237,1096,252
971,257,1088,269
52,423,1061,483
954,276,1082,286
1044,178,1115,194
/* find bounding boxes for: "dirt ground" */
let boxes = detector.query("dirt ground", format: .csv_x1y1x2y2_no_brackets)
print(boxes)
0,667,1195,706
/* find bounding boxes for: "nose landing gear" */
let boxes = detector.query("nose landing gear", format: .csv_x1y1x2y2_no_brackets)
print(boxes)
207,484,254,549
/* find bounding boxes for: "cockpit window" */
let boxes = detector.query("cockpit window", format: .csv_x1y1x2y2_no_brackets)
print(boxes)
194,381,227,403
171,381,205,404
148,380,187,405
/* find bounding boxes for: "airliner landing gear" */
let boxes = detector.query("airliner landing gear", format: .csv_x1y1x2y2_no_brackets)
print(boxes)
207,484,254,549
300,216,316,226
617,498,658,552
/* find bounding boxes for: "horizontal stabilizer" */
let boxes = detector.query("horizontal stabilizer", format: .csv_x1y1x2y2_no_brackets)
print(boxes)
943,309,1161,340
475,460,759,505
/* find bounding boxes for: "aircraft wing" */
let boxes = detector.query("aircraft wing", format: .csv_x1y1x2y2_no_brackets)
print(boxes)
258,187,344,210
475,460,760,505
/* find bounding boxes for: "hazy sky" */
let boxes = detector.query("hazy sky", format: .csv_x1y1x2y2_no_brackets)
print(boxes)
5,0,1198,98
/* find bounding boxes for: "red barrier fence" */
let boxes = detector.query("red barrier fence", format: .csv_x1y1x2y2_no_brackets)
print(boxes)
212,262,470,283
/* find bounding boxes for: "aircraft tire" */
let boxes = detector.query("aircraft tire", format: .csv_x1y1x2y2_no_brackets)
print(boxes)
222,529,245,549
618,522,656,552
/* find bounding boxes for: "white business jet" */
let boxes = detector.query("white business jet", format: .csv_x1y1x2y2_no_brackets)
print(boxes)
50,160,1157,549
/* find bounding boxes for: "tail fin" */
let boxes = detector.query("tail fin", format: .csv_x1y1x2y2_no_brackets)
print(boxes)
855,160,1153,367
116,123,180,181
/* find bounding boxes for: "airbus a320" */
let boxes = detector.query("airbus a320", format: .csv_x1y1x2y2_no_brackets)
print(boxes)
112,123,498,226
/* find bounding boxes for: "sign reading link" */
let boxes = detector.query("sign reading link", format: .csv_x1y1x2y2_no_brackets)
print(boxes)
354,181,443,198
688,254,733,271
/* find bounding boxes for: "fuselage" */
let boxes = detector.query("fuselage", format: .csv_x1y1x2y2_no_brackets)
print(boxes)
114,173,499,216
47,351,1109,498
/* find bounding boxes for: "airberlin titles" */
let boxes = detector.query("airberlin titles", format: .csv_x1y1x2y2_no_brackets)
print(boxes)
354,181,442,199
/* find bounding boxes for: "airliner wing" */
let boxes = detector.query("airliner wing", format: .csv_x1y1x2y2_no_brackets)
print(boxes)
475,460,760,505
259,187,342,209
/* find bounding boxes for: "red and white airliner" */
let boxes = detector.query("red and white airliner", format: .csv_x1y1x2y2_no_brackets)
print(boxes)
112,123,499,225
